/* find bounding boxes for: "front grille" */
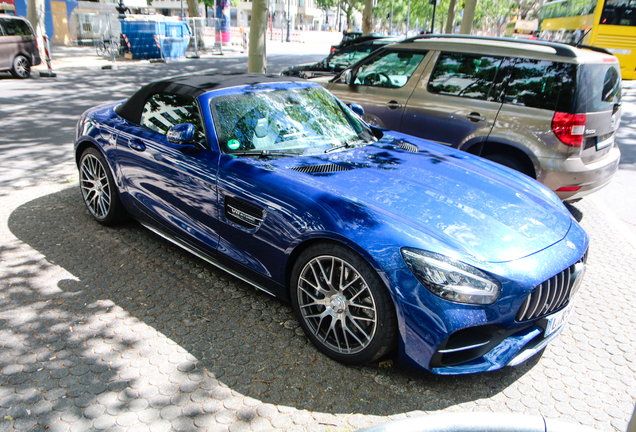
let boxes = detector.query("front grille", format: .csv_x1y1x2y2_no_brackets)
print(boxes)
515,252,587,322
289,163,351,174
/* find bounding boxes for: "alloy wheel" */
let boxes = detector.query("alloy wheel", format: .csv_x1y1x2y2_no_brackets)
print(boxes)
296,255,378,354
80,153,111,219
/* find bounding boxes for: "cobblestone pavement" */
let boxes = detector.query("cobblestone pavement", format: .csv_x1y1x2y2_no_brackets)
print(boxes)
0,170,635,432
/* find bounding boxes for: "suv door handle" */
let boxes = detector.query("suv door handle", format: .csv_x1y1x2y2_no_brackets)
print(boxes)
387,100,403,110
467,112,486,122
128,138,146,152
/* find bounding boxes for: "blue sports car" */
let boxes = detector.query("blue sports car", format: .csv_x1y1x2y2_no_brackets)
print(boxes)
74,73,588,375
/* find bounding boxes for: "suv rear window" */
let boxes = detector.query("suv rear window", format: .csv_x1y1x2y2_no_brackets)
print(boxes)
575,64,622,113
0,18,33,36
502,59,576,112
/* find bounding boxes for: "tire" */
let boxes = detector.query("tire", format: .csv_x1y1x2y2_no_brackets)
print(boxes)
96,42,106,57
290,242,398,365
10,55,31,79
483,153,534,178
79,147,127,225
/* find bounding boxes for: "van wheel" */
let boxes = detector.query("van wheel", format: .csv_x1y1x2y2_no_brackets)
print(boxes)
484,153,534,178
10,55,31,79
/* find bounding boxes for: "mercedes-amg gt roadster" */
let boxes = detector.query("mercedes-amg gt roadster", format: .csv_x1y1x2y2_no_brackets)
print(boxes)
74,73,588,374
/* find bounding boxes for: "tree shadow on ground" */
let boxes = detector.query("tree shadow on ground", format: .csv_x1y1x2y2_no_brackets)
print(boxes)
4,186,542,426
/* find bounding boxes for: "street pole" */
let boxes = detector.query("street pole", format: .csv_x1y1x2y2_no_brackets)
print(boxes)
286,0,291,41
180,0,184,18
430,0,436,33
337,0,342,32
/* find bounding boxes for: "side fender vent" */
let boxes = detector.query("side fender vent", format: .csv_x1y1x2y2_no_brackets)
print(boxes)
225,196,263,229
397,141,419,153
289,163,352,174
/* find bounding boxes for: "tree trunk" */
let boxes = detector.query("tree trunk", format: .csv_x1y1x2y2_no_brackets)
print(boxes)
361,0,373,35
248,0,267,73
445,0,457,33
187,0,199,17
459,0,477,34
27,0,46,60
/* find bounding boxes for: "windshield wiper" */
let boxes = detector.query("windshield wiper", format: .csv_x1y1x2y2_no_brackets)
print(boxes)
230,150,299,158
324,139,369,153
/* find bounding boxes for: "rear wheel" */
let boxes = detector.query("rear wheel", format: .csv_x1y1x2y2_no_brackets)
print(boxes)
79,147,127,225
291,242,398,365
10,55,31,79
483,153,534,178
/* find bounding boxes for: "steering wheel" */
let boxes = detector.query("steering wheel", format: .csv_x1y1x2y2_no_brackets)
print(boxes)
363,72,391,87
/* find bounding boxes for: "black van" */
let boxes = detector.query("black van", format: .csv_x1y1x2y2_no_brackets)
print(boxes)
0,15,41,79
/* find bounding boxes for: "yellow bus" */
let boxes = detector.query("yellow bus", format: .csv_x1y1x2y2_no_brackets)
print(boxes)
539,0,636,79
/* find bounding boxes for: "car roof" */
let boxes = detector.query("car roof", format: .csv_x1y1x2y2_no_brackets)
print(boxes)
397,34,616,62
0,15,29,20
116,73,305,124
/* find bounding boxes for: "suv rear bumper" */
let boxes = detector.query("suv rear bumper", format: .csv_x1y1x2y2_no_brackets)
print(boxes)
540,145,621,201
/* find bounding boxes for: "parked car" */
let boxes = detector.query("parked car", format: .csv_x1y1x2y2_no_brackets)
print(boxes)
281,36,399,79
74,73,589,374
321,35,622,201
0,15,41,79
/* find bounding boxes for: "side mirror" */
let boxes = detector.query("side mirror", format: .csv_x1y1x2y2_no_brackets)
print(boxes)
167,123,195,144
346,103,364,117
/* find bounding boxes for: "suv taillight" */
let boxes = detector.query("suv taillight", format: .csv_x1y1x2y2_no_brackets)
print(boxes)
552,112,586,147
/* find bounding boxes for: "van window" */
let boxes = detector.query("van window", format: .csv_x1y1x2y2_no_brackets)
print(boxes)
502,59,576,112
427,53,503,100
0,18,33,36
575,64,622,113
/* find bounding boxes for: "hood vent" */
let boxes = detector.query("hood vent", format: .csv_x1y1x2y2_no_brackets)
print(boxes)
397,141,419,153
289,163,352,174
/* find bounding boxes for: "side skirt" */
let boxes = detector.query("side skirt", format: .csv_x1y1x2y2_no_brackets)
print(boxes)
141,222,277,298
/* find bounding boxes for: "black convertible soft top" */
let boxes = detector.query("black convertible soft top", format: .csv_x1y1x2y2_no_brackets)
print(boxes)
115,72,305,125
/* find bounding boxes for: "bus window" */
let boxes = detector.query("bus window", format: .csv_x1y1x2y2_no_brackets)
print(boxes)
600,0,636,25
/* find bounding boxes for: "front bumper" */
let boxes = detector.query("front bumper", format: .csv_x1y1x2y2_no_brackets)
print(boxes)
385,223,588,375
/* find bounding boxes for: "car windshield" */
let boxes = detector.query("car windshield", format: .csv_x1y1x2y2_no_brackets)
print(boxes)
211,86,375,155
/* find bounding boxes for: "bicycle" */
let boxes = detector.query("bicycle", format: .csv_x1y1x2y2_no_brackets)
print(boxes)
95,37,120,57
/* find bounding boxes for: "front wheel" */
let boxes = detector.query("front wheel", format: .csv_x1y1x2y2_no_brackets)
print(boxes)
10,55,31,79
291,243,398,365
79,147,127,225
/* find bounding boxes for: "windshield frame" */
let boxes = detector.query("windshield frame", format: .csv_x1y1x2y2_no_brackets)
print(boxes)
206,82,375,157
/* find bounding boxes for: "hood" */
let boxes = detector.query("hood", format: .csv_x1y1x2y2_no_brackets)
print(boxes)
274,136,572,263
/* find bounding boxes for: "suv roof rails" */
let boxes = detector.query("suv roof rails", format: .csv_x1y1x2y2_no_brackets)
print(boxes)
569,43,613,56
401,34,581,58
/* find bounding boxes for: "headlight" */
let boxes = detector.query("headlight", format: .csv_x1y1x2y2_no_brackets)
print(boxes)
401,248,501,305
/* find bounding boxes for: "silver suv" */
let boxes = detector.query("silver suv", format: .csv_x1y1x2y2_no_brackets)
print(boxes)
322,35,622,201
0,15,41,79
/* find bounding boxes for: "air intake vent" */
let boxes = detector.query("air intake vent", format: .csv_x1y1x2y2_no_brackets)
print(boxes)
225,196,263,229
515,252,587,322
289,163,351,174
398,141,418,153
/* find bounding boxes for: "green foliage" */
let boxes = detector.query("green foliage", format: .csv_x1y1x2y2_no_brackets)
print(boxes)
373,0,541,33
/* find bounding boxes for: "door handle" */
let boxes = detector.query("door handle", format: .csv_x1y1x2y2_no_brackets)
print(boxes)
467,112,486,122
387,100,403,110
128,139,146,152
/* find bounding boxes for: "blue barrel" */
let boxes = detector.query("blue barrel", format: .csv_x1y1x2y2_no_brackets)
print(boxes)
120,20,191,59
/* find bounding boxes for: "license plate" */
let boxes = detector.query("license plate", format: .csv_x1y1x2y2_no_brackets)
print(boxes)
545,305,572,337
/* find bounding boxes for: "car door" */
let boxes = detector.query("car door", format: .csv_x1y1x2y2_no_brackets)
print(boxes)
327,49,429,130
115,93,220,251
401,51,506,150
